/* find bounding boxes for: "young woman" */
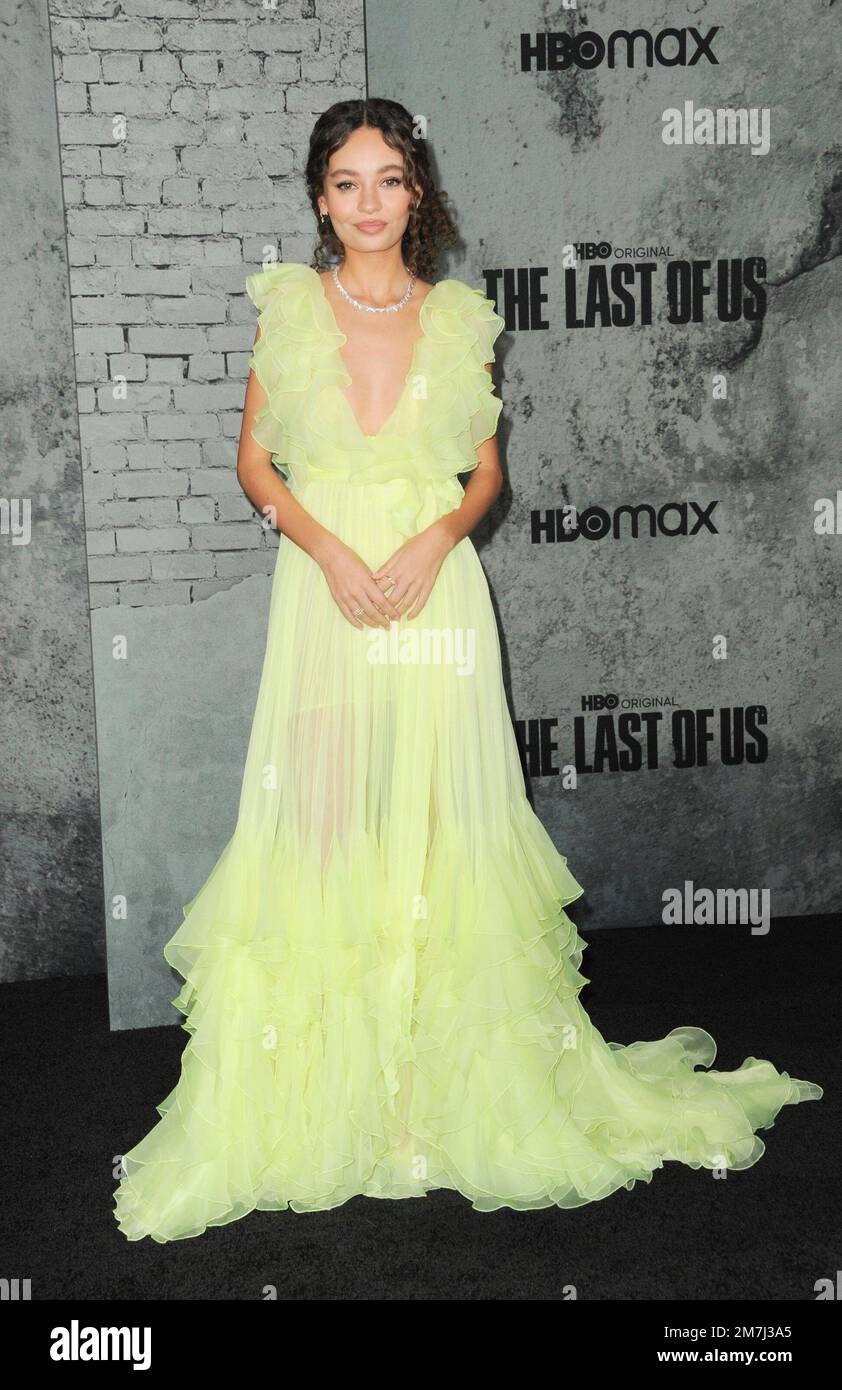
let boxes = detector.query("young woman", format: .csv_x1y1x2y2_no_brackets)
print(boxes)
114,98,822,1243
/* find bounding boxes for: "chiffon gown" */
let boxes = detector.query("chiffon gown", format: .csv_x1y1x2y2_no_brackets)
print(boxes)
113,261,823,1243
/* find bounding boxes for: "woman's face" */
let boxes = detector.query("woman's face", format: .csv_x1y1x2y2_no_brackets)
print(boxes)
319,126,420,256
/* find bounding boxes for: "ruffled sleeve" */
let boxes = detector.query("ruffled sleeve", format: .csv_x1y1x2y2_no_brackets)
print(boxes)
244,262,344,475
460,287,505,450
244,264,297,466
404,279,506,484
245,263,290,316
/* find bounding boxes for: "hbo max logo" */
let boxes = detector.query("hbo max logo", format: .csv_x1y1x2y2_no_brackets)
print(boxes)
522,27,720,70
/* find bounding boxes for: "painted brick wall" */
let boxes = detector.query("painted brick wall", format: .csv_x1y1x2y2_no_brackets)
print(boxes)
50,0,365,607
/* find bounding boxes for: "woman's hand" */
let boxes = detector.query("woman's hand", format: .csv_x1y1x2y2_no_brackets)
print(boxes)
316,536,402,630
370,520,456,620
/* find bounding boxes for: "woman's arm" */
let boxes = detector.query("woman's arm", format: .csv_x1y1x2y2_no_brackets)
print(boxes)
422,360,504,549
235,328,335,565
370,364,504,618
435,446,503,549
235,327,400,630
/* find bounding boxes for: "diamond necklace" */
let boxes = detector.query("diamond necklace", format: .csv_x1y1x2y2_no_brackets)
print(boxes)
331,264,416,313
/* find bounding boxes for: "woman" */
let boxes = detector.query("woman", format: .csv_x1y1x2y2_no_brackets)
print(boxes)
113,98,822,1244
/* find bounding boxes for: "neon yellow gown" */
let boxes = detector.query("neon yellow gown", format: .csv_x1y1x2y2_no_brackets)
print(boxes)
113,262,823,1242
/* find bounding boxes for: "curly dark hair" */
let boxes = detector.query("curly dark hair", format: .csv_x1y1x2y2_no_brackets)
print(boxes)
305,98,458,281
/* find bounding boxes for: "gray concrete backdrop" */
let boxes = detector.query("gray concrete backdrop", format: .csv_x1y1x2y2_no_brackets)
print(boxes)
92,577,269,1028
368,0,842,923
43,0,839,1027
1,0,102,981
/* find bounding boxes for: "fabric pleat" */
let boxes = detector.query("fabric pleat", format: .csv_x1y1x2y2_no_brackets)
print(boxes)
113,262,822,1243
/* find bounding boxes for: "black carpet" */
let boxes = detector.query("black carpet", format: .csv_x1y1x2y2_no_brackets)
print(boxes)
2,916,835,1301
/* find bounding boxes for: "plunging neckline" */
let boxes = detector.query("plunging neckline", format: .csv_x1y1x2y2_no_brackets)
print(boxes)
310,268,440,441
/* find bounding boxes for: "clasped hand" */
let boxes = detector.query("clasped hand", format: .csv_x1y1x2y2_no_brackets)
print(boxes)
318,522,456,629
